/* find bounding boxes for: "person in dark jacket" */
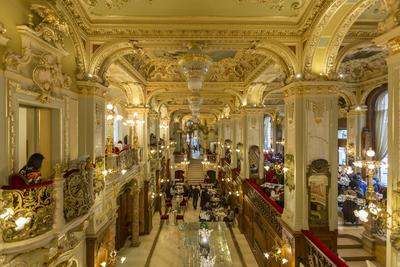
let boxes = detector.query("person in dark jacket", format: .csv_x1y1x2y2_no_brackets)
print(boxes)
192,186,200,210
19,153,45,184
200,188,209,210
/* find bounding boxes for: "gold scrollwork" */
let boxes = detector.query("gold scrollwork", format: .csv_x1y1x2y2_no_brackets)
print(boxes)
0,183,54,242
63,169,93,222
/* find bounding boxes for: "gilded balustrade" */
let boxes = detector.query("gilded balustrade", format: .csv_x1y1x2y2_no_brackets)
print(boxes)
0,181,54,242
302,230,348,267
243,180,283,236
63,166,94,222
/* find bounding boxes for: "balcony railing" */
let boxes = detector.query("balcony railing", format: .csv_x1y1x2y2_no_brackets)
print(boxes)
0,181,54,242
302,230,348,267
243,179,283,236
0,149,139,243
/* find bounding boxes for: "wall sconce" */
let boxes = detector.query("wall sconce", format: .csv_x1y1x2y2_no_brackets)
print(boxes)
100,250,126,267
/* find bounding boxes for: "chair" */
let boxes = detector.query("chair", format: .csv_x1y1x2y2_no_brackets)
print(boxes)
160,211,169,225
175,213,184,224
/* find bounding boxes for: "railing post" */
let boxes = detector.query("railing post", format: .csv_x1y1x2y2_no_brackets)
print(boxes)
53,164,65,232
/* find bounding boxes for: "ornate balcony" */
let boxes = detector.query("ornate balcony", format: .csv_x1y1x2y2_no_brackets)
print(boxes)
0,149,140,244
0,181,54,242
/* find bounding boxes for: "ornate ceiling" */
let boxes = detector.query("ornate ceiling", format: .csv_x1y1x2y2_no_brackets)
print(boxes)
57,0,390,119
81,0,311,22
123,48,272,83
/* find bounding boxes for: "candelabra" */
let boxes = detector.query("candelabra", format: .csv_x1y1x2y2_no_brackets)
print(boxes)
100,250,126,267
353,148,390,236
264,245,288,265
125,112,144,149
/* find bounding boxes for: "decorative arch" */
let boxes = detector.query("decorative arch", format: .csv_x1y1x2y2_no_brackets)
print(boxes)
256,41,299,76
303,0,377,75
88,41,138,78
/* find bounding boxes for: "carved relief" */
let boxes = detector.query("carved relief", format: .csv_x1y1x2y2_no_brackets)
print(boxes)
284,154,295,191
287,102,294,124
63,168,94,222
308,99,325,124
33,54,72,102
30,4,69,49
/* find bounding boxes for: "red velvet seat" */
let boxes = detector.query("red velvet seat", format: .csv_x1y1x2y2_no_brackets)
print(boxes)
176,214,184,223
160,211,169,224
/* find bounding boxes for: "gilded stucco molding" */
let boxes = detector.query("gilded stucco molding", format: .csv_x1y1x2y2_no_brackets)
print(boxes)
283,81,340,98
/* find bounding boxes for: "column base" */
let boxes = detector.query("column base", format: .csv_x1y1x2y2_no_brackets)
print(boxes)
131,239,141,247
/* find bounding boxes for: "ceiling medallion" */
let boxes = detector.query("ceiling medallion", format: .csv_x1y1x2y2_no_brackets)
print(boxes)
178,43,213,92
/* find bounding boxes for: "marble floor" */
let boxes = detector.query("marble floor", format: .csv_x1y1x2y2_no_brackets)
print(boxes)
116,204,258,267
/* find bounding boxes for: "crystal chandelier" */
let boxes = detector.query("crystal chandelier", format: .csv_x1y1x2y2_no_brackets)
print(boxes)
178,44,212,92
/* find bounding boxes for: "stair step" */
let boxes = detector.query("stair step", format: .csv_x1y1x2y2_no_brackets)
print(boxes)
338,237,363,249
338,248,375,262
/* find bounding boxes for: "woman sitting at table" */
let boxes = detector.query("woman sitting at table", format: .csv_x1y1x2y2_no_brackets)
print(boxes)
19,153,45,185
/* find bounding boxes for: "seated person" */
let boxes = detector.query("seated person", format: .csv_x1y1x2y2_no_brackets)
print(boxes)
223,208,235,223
19,153,45,185
270,186,281,201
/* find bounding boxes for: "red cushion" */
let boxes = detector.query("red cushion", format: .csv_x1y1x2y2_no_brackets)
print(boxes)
2,180,53,190
176,215,184,220
8,174,26,187
160,214,169,219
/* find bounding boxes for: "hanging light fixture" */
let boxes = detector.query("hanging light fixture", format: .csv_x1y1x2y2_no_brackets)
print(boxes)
178,43,212,92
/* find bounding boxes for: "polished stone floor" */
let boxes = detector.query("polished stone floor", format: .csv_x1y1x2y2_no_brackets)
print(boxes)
116,204,258,267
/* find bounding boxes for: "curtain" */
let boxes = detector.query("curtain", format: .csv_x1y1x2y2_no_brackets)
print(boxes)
375,91,388,161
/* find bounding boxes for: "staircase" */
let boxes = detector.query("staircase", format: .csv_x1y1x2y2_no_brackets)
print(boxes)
186,159,204,185
337,234,377,266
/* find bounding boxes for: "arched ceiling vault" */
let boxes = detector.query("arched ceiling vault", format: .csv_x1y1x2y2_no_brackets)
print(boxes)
304,0,380,75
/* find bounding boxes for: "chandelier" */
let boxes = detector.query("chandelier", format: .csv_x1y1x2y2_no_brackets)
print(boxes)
178,44,212,92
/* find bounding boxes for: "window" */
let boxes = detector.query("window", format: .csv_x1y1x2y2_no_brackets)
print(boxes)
375,91,388,185
264,116,272,150
338,147,346,165
338,130,347,139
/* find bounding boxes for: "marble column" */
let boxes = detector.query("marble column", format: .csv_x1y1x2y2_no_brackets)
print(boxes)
374,25,400,267
346,105,368,162
131,184,140,247
282,82,338,241
77,81,107,160
231,113,240,169
240,108,265,181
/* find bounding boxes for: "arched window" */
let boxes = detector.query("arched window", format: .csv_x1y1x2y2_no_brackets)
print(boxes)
264,115,272,150
375,91,388,185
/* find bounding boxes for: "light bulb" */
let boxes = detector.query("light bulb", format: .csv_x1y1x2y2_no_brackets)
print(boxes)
116,115,123,121
264,252,270,259
366,148,375,158
282,258,288,264
120,257,126,263
106,103,113,110
14,217,31,230
107,114,114,121
100,262,107,267
283,167,289,173
102,170,108,176
121,169,127,175
264,166,270,171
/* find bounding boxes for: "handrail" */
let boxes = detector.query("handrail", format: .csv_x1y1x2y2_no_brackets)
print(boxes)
243,179,283,236
302,230,348,267
245,179,283,214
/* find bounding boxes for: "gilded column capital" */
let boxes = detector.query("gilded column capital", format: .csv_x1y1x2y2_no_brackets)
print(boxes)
373,25,400,55
76,81,107,97
241,106,266,116
283,81,341,98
